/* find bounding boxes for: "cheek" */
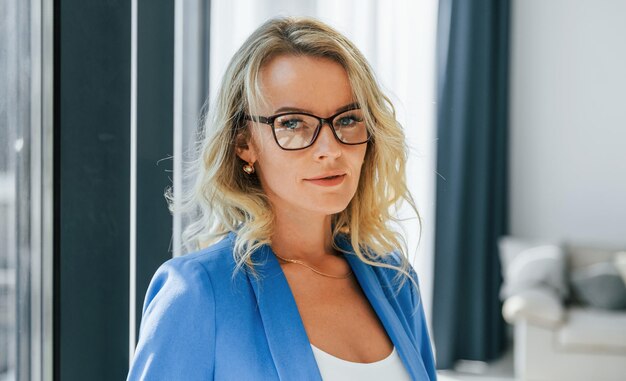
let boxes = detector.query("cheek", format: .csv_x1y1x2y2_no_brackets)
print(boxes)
347,148,368,192
262,160,298,189
350,147,368,175
254,141,299,192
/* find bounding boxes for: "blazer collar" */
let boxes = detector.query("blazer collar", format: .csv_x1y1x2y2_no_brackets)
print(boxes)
245,233,432,381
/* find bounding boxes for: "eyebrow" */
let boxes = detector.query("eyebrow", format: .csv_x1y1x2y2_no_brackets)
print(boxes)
273,102,359,115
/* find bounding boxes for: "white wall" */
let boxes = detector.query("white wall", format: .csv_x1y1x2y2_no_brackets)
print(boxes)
510,0,626,248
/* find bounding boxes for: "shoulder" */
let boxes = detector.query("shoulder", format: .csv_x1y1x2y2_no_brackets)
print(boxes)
138,236,235,329
371,249,420,291
127,235,237,380
171,232,236,270
152,232,237,289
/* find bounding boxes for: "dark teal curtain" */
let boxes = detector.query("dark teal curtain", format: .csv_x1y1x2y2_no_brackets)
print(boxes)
56,0,180,379
432,0,510,370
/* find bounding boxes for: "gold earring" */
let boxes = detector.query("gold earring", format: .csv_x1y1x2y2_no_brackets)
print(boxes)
243,163,255,175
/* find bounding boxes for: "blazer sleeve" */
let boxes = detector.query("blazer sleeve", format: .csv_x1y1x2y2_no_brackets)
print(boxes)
408,267,438,380
127,256,216,381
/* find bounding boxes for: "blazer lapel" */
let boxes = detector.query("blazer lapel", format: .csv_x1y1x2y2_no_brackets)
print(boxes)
335,235,433,381
247,244,323,380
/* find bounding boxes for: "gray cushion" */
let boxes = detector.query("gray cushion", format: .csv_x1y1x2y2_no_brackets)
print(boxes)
498,236,568,301
571,261,626,310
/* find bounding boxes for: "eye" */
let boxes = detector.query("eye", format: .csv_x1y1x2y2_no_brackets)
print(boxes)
275,114,317,131
335,114,362,127
278,118,303,130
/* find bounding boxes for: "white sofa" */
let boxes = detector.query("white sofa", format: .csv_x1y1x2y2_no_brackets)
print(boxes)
499,237,626,381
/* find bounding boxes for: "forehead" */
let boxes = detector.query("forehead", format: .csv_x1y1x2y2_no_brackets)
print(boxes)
257,54,355,115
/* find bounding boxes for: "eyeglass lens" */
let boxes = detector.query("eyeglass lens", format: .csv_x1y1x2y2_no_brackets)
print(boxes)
273,109,368,149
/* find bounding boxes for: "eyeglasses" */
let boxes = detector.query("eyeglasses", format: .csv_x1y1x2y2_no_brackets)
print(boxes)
243,106,371,151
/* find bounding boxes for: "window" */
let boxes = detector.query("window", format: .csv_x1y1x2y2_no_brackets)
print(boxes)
0,0,53,380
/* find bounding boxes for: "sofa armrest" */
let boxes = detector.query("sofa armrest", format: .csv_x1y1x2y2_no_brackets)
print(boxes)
502,287,565,328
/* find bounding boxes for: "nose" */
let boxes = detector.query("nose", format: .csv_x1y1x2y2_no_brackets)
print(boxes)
311,121,342,160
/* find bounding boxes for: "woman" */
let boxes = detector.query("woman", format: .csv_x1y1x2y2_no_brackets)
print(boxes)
127,16,437,381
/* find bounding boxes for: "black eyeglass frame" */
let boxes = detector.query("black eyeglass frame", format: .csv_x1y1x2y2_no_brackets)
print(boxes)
243,106,371,151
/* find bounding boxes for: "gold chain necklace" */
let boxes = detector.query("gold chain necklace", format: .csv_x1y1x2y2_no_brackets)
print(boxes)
273,253,353,279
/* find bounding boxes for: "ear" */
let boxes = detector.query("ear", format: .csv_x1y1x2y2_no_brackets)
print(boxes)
235,129,257,164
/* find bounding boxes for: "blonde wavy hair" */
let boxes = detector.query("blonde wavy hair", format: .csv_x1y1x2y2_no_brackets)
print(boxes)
166,16,423,304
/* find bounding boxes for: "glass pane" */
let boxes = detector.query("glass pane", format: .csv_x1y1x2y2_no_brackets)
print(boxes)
274,114,319,149
1,0,27,377
1,0,51,379
332,109,367,143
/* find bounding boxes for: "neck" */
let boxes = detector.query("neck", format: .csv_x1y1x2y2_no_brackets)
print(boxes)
269,207,337,266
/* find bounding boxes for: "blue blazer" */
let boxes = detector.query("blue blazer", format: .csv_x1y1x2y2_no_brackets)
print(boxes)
127,232,437,380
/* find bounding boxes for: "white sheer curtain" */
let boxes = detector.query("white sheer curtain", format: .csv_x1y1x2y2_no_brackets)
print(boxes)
209,0,439,336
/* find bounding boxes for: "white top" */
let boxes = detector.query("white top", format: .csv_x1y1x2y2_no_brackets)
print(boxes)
310,344,412,381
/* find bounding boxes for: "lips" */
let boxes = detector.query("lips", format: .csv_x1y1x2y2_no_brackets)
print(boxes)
304,173,346,187
305,171,346,181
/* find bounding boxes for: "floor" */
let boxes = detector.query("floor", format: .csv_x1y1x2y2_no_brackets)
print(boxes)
437,344,516,381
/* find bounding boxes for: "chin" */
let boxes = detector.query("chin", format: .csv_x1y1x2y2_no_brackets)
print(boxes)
306,200,351,215
314,192,357,214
